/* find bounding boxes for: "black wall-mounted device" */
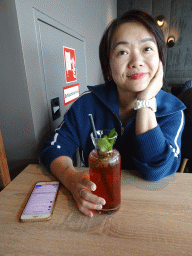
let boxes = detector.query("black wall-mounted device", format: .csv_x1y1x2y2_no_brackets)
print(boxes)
51,97,61,121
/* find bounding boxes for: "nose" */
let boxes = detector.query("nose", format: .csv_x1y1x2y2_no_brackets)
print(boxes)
128,52,144,69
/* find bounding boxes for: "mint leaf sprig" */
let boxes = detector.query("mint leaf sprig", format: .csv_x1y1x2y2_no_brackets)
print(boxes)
98,128,116,152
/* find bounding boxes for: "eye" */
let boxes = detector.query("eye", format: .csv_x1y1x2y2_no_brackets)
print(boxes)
118,50,128,56
144,47,152,52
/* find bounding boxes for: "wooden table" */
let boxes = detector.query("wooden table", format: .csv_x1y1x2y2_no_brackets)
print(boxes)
0,164,192,255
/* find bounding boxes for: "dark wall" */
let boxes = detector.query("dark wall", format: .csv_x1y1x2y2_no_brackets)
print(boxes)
117,0,192,93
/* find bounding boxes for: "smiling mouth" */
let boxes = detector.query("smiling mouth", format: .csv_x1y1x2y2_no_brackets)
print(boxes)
128,73,147,80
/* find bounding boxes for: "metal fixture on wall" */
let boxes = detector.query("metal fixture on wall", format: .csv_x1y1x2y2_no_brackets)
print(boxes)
156,15,165,27
167,36,175,48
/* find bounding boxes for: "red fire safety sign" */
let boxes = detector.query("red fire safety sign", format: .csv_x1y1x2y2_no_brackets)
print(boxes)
63,47,77,83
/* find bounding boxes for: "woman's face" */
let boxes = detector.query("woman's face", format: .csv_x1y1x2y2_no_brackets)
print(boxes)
109,22,160,93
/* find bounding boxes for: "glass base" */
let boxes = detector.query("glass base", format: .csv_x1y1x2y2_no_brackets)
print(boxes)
97,205,120,215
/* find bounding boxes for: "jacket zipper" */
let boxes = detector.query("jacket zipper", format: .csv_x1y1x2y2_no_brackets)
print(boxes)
90,90,137,136
121,126,124,135
110,110,124,135
111,110,136,136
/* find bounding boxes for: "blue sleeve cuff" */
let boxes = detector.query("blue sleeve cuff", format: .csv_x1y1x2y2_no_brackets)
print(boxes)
40,147,73,170
134,125,166,163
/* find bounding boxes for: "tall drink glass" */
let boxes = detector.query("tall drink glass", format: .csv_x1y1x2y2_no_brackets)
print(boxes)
89,129,121,214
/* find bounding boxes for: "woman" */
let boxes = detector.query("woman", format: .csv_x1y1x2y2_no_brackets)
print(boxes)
40,10,186,217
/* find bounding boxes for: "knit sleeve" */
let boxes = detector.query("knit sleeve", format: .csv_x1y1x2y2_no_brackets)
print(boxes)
132,110,185,181
39,105,80,170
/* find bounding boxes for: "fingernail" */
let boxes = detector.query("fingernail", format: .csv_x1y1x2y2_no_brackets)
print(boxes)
91,184,96,191
101,199,106,205
97,205,102,210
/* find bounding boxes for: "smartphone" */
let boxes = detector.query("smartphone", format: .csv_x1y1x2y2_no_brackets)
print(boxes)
20,181,59,222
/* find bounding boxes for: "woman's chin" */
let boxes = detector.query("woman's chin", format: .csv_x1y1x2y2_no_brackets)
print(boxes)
114,77,150,93
128,79,150,91
124,82,149,93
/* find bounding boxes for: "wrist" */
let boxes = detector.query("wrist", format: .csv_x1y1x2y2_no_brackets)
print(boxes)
50,156,76,189
137,94,154,101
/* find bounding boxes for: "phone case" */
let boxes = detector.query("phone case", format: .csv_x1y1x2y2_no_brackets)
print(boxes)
19,181,59,222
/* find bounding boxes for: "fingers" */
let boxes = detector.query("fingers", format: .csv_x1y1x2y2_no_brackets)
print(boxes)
153,60,163,79
137,60,163,100
70,173,106,217
156,61,164,86
80,188,106,205
157,61,164,80
81,177,96,191
77,200,103,217
158,60,163,77
147,60,163,97
77,197,104,217
77,188,106,217
77,203,94,217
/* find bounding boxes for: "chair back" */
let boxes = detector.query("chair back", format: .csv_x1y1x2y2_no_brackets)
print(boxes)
177,86,192,172
0,130,11,190
179,158,189,173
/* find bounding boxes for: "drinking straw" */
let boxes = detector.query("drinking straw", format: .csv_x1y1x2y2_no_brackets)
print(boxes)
88,114,101,156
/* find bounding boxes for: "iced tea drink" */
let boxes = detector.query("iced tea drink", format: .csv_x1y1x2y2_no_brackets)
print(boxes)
89,129,121,213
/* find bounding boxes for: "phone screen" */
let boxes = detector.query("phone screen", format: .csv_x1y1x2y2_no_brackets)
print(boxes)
22,183,59,215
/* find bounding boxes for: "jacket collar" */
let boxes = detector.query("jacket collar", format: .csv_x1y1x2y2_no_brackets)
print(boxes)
87,81,120,117
87,81,186,118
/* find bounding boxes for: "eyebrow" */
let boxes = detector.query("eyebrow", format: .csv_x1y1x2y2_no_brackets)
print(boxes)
113,38,156,50
141,38,155,43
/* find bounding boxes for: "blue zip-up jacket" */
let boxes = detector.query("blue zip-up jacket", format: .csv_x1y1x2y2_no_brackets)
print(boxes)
40,81,186,181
